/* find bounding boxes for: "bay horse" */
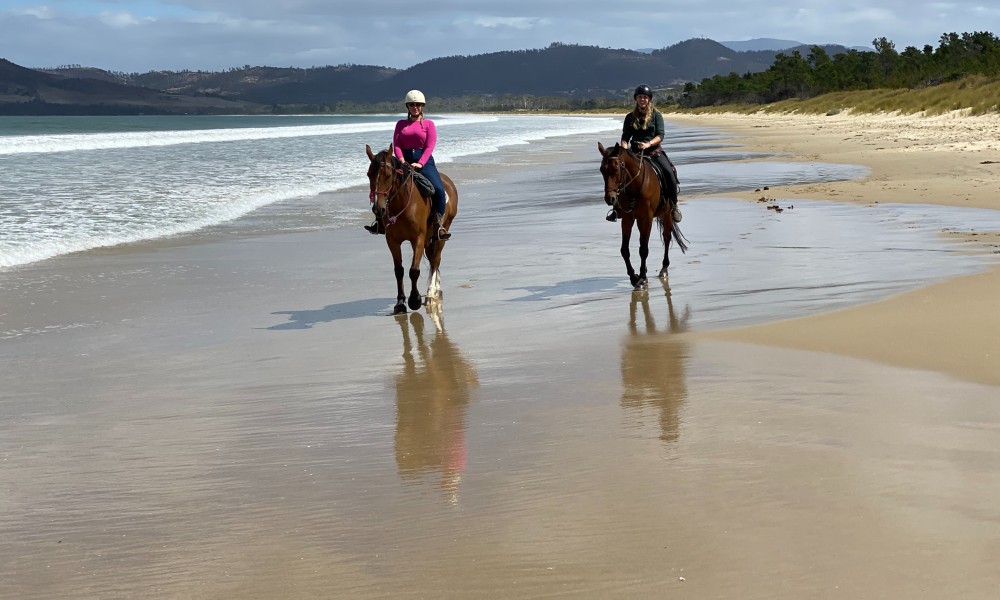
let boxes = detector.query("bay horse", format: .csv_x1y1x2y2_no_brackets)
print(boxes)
598,142,687,289
366,144,459,314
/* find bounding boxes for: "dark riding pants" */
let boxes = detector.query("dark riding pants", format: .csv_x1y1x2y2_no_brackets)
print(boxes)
402,148,446,215
652,152,678,189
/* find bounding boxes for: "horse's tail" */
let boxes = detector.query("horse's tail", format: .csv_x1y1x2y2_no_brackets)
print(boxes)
657,213,689,254
671,220,689,253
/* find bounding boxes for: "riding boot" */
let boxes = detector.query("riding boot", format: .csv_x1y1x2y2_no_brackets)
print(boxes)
364,219,384,235
606,209,618,222
435,212,451,240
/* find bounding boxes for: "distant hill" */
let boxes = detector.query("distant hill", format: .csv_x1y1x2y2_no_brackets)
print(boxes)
0,58,261,115
651,38,773,81
2,38,868,114
722,38,872,53
721,38,806,52
125,65,401,105
384,44,678,99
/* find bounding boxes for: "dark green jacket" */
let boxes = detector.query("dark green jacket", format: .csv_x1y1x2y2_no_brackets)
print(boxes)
621,109,665,146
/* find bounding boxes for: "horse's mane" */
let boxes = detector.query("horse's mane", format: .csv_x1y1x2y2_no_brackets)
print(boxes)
606,144,650,171
375,148,395,164
605,143,641,162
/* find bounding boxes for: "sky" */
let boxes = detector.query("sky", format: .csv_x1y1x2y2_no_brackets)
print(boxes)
1,1,998,73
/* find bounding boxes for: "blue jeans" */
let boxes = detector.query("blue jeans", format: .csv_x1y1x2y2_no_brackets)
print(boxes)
402,148,446,215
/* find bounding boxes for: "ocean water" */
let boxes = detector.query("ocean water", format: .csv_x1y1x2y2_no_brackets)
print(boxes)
0,113,623,269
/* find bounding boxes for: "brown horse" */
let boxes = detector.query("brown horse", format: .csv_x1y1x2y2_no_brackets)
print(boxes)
366,144,459,314
598,142,687,289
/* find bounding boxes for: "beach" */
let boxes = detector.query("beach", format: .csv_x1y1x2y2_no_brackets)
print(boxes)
666,110,1000,387
2,112,1000,599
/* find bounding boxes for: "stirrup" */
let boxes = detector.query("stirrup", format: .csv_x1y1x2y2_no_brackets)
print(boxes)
364,220,383,235
606,209,618,222
437,226,452,241
671,206,683,223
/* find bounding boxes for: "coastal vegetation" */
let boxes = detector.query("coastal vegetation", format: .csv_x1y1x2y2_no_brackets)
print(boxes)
679,75,1000,117
677,32,1000,114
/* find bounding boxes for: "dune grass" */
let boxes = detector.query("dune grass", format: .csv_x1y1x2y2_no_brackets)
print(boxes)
679,75,1000,117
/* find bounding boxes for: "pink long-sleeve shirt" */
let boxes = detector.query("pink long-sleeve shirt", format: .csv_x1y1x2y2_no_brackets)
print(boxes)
393,118,437,166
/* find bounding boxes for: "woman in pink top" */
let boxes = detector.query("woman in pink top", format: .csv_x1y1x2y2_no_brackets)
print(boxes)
366,89,451,240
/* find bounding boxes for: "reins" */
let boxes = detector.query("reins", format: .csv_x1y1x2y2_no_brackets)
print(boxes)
609,148,649,215
372,156,420,227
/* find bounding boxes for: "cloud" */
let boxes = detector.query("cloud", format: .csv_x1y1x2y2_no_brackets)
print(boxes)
468,16,550,30
98,11,147,28
11,5,56,19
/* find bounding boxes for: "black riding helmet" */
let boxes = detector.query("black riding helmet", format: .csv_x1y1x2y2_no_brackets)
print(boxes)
633,84,653,99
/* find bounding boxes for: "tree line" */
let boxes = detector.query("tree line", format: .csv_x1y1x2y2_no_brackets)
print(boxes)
678,31,1000,107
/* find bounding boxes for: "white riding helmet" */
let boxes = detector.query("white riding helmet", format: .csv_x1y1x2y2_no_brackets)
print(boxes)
404,90,426,104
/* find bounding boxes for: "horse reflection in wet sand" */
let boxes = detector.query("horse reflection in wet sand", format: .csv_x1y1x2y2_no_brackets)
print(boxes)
620,280,691,443
393,305,478,503
598,142,688,290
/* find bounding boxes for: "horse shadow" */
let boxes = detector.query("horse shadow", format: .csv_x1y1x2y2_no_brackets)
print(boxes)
504,277,623,302
266,297,397,330
620,278,691,444
393,305,479,504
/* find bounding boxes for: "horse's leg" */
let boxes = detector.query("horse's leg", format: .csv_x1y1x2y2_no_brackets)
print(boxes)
620,216,638,287
390,242,407,314
407,239,425,311
425,239,444,302
636,216,652,290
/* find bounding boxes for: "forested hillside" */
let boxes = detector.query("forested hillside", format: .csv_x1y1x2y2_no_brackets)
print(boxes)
682,32,1000,108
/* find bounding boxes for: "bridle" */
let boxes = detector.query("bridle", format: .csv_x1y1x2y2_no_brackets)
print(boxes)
603,147,648,215
369,152,417,227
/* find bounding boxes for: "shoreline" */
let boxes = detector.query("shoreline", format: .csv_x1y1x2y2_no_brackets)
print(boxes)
4,112,1000,598
665,111,1000,386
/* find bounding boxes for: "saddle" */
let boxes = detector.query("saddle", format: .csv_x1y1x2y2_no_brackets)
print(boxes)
411,171,436,197
641,153,678,212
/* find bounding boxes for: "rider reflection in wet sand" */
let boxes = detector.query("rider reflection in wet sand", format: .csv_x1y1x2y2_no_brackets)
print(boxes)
620,281,690,443
393,307,478,503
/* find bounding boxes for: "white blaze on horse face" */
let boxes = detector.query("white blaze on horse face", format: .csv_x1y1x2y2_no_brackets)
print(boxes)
373,158,395,212
603,159,621,204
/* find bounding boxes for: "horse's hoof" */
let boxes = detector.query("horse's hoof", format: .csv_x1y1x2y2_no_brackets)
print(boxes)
393,303,407,315
634,278,648,290
658,269,669,279
408,295,422,311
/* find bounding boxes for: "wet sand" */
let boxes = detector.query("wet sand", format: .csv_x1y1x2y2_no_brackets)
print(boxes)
2,116,1000,599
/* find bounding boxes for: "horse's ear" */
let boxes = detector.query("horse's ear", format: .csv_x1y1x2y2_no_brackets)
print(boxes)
598,141,606,155
366,144,375,161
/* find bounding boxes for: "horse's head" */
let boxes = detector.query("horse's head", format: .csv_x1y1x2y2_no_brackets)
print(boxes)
366,143,402,214
598,142,638,207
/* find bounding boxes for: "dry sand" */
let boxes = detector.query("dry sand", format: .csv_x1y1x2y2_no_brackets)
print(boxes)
666,110,1000,386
